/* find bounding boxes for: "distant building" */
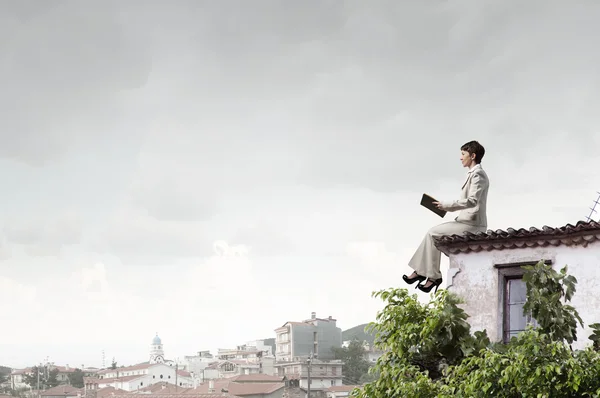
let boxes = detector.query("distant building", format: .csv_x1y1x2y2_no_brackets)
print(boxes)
182,351,214,381
274,312,342,361
205,356,276,379
275,358,344,392
83,334,194,392
10,364,78,390
326,385,362,398
40,385,82,398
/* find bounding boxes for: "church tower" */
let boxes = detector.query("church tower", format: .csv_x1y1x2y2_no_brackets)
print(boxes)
149,333,165,364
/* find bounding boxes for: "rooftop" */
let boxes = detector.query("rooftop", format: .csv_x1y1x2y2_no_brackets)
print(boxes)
434,220,600,255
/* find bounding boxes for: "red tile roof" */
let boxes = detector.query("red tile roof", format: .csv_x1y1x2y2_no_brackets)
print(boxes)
97,374,143,383
191,380,284,396
95,387,128,398
133,382,185,394
111,394,231,398
40,385,83,396
97,363,152,375
434,221,600,255
11,368,33,375
326,385,361,392
227,374,284,383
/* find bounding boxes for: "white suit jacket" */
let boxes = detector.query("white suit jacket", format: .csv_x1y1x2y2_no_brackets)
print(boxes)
441,164,489,228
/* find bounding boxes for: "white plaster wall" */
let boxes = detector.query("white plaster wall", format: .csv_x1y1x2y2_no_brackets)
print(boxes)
300,378,342,390
447,241,600,349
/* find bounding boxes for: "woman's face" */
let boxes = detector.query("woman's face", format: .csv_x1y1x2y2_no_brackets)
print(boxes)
460,150,475,168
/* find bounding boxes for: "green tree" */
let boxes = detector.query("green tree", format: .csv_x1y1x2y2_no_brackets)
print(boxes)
351,260,600,397
22,367,42,389
22,367,60,390
67,369,84,388
332,339,371,384
45,369,59,388
110,359,117,370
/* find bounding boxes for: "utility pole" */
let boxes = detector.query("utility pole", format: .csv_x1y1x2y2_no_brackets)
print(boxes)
175,361,178,392
306,352,313,398
36,363,41,398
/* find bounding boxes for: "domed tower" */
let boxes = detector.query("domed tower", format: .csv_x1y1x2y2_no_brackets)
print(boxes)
149,333,165,364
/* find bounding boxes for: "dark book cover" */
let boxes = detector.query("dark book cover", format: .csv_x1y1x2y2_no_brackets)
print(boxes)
420,193,447,218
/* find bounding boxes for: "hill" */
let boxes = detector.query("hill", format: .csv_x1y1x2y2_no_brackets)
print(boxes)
342,323,375,345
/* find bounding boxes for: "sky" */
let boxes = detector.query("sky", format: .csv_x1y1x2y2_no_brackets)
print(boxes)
1,0,600,369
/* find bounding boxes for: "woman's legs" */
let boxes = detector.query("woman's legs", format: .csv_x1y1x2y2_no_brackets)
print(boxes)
408,221,484,283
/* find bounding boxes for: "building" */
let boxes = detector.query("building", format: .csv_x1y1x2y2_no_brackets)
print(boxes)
436,220,600,349
10,364,78,390
325,385,361,398
205,357,275,379
183,351,215,381
218,340,273,361
40,385,82,398
275,359,343,392
275,312,342,361
84,334,194,392
85,362,193,392
192,375,285,398
149,334,165,364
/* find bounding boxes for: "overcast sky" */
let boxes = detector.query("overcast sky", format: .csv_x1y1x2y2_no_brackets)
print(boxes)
1,0,600,369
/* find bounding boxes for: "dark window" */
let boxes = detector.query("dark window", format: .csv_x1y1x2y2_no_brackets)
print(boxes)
496,260,549,343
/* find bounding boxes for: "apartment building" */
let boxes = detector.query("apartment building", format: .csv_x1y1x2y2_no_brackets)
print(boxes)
274,312,342,361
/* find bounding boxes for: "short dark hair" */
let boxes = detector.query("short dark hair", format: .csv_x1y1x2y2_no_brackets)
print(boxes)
461,140,485,164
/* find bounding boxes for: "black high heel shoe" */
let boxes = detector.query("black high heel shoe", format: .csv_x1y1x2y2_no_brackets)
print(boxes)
403,273,427,288
417,278,443,293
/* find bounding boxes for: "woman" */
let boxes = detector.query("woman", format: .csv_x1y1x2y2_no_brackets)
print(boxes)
403,140,489,293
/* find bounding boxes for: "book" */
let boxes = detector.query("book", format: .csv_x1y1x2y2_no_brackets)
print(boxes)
420,193,447,218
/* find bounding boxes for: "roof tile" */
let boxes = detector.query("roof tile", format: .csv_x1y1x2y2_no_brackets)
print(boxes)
434,220,600,254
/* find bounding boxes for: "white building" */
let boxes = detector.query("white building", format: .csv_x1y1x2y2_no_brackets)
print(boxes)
275,359,343,392
436,220,600,349
326,385,361,398
10,364,78,390
85,334,194,392
182,351,214,381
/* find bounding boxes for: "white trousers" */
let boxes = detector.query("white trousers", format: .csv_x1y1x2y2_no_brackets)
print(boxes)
408,221,486,280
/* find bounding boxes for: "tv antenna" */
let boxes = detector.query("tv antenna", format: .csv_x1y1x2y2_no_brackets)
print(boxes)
586,192,600,222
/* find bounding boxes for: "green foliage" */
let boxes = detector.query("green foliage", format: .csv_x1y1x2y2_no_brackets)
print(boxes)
110,359,117,370
332,339,371,384
68,369,84,388
22,367,41,388
350,260,600,398
588,323,600,351
22,367,60,389
521,262,583,344
46,369,59,388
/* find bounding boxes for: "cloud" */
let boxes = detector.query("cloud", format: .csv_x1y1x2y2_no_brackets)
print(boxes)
0,0,152,165
94,205,213,261
2,211,82,256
